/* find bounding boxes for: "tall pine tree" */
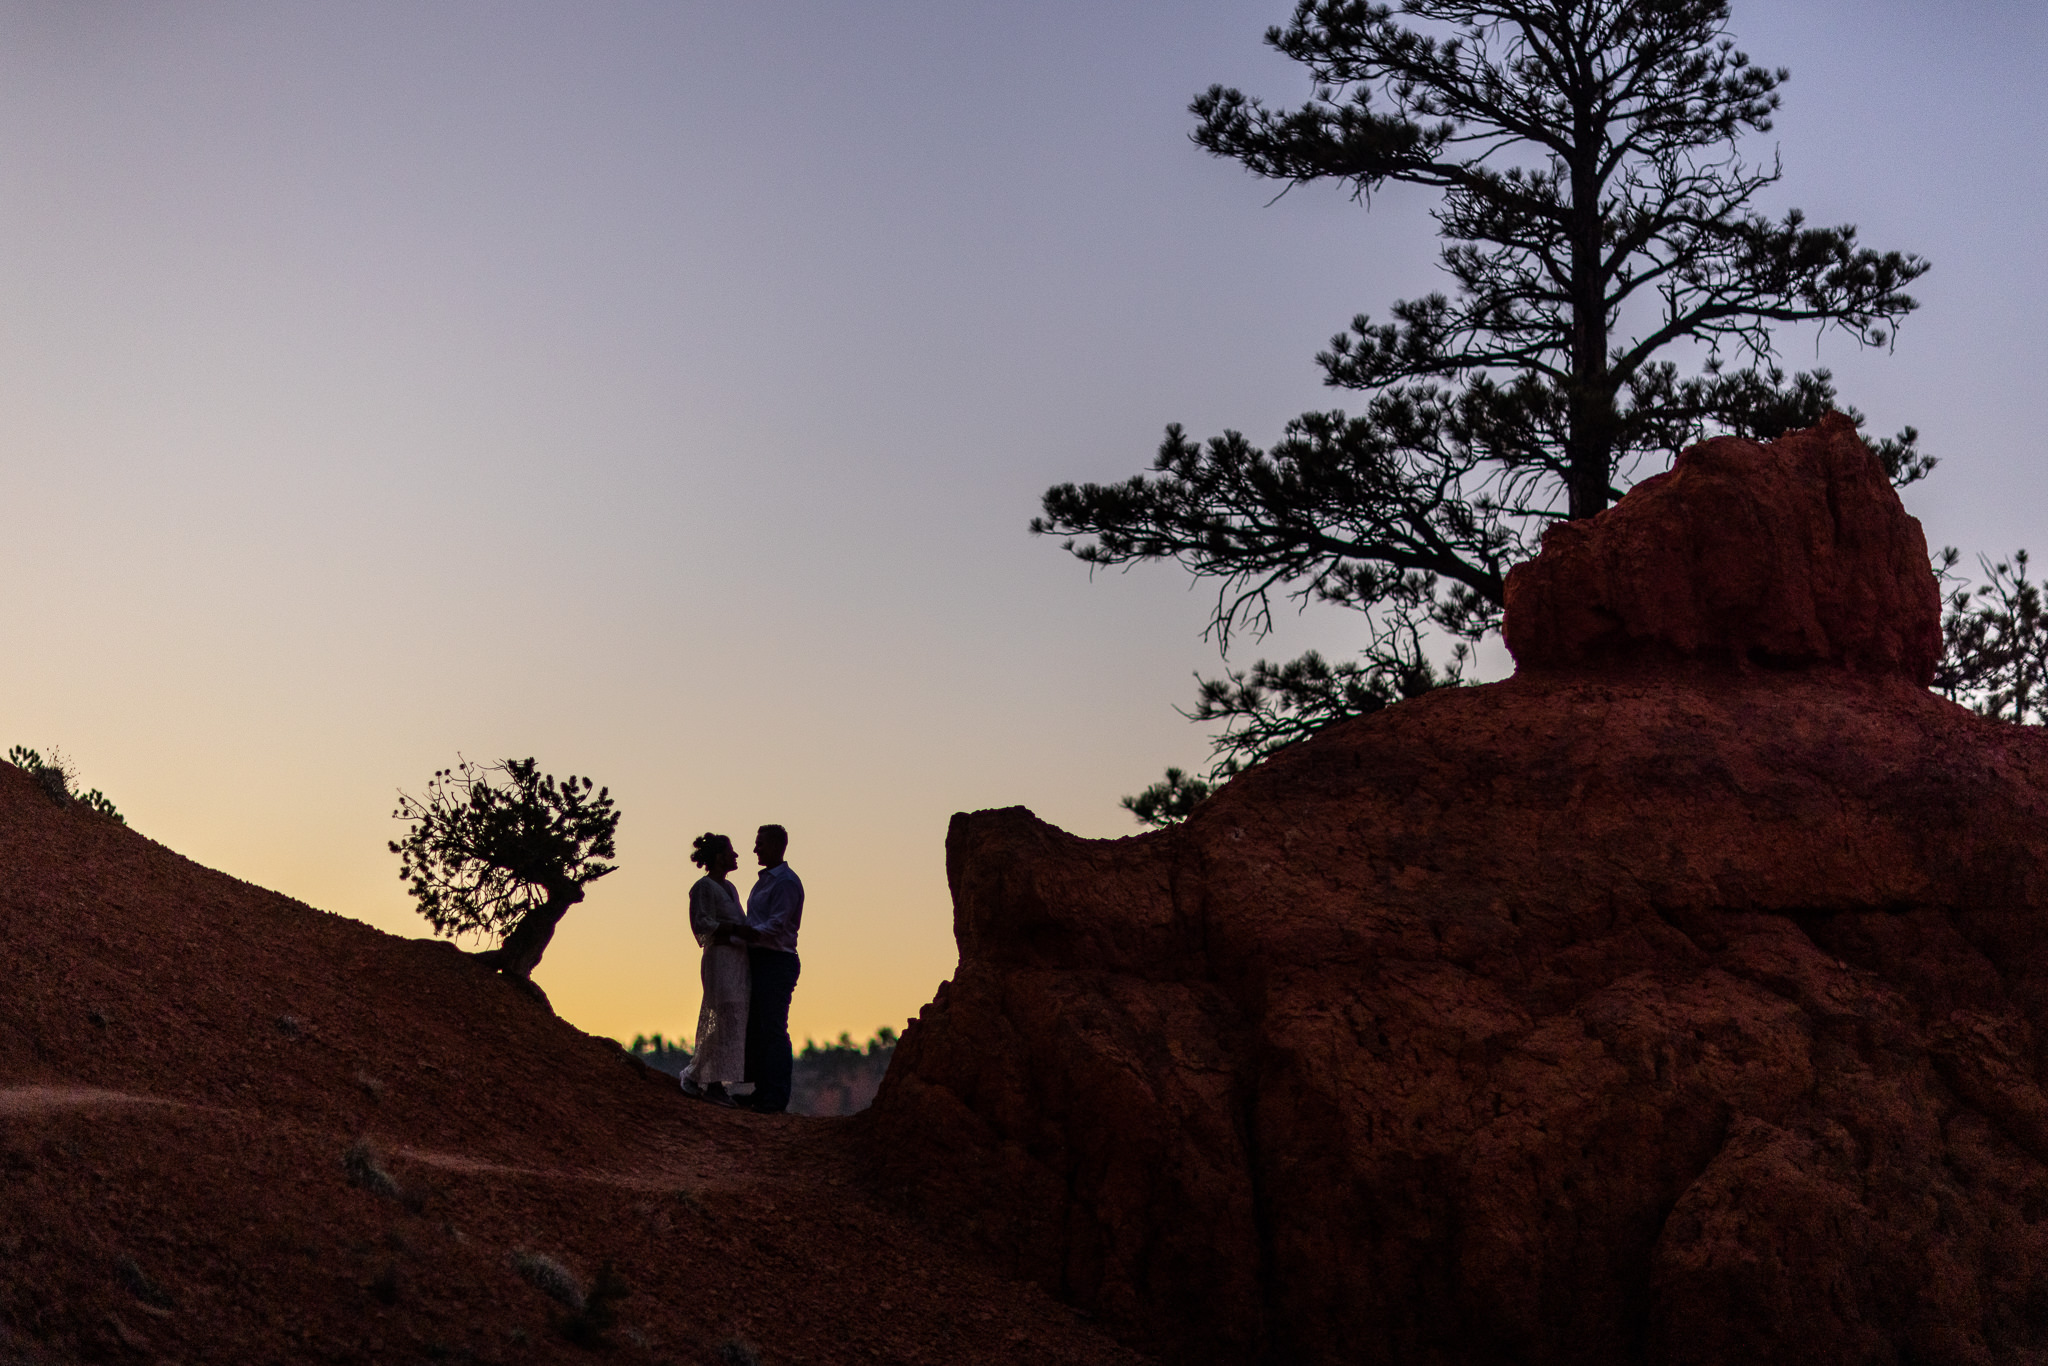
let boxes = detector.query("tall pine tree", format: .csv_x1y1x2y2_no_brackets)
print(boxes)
1035,0,1929,824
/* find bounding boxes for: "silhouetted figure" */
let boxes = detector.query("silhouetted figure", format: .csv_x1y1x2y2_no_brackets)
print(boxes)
680,833,747,1107
739,823,803,1113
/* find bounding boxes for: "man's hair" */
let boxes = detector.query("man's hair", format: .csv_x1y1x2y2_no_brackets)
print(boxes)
757,824,789,853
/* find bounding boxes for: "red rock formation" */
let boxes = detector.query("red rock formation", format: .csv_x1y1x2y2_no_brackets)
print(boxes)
1503,411,1944,682
866,419,2048,1364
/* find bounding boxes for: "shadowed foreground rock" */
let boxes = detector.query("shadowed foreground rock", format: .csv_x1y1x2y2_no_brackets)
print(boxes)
865,414,2048,1364
0,769,1146,1365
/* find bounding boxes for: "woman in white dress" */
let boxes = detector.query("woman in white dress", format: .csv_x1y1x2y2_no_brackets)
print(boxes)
679,832,749,1106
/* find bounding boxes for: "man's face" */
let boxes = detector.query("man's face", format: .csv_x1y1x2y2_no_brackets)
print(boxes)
755,831,785,868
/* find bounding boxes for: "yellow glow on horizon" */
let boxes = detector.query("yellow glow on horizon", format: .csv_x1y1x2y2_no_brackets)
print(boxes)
3,2,2006,1068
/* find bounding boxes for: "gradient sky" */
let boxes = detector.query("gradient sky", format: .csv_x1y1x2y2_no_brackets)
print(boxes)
3,2,2043,1050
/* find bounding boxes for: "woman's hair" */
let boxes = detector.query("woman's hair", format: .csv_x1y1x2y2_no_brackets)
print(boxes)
690,832,735,871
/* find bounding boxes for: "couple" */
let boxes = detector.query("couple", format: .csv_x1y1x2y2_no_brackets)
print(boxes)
679,823,803,1113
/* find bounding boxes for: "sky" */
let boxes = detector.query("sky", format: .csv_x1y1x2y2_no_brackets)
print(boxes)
2,2,2043,1051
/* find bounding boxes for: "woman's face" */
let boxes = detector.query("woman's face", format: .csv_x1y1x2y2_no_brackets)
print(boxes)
717,846,739,878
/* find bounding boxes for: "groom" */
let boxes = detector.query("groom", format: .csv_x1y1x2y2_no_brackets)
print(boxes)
739,823,803,1113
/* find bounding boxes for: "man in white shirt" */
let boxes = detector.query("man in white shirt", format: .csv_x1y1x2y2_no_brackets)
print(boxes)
738,823,803,1113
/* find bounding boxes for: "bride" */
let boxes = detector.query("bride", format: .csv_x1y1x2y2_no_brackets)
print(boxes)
679,832,749,1106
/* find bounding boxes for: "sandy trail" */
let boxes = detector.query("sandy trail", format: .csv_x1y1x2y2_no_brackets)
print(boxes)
390,1143,702,1192
0,1081,730,1196
0,1084,181,1116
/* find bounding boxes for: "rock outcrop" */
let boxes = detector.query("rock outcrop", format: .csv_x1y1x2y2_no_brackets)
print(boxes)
1502,413,1943,682
865,416,2048,1364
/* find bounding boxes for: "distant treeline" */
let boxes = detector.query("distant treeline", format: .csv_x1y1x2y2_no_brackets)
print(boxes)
628,1027,899,1118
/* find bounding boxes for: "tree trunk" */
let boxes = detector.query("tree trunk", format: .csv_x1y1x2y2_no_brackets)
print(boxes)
1566,379,1622,521
478,881,583,991
1565,98,1616,522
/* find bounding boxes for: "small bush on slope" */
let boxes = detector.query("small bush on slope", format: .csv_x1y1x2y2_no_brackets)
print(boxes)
7,744,123,823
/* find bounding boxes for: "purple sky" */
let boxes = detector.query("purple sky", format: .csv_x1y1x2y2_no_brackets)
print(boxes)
2,2,2040,1046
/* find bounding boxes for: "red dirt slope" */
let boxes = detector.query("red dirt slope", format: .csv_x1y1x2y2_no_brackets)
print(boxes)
0,762,1148,1366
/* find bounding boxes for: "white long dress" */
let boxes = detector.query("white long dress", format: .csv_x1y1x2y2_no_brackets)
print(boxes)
683,875,750,1086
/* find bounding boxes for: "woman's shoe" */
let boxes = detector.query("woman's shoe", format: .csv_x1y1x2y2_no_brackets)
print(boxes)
682,1077,738,1108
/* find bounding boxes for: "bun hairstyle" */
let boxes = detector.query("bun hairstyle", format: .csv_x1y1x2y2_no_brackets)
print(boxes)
691,832,736,871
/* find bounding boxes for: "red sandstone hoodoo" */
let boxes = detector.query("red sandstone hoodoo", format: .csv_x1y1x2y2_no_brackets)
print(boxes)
1502,412,1944,681
867,414,2048,1365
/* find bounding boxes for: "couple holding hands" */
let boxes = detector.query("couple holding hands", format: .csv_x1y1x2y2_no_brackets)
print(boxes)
679,823,803,1112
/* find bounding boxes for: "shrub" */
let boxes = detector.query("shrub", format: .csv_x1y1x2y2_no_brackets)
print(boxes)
114,1255,173,1311
7,745,124,824
510,1251,584,1311
561,1261,631,1347
389,757,617,988
342,1139,404,1204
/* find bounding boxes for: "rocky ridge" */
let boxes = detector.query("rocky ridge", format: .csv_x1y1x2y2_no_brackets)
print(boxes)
866,414,2048,1365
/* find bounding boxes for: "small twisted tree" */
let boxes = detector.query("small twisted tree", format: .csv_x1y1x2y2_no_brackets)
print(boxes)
390,757,619,998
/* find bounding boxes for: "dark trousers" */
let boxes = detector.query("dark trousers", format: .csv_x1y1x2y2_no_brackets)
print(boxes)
744,948,801,1113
